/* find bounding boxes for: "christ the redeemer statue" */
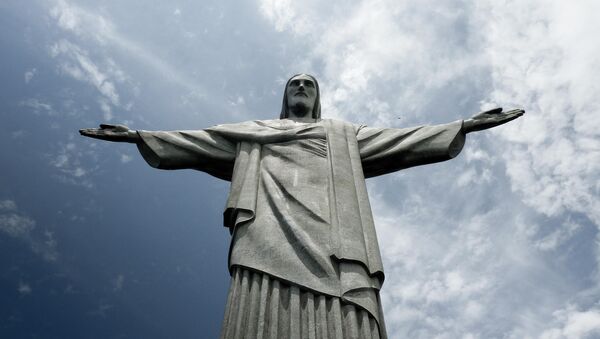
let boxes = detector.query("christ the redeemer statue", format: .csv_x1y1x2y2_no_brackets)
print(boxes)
80,74,523,339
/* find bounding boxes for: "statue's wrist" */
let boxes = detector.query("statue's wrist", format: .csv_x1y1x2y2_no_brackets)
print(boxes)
462,119,474,134
127,130,141,143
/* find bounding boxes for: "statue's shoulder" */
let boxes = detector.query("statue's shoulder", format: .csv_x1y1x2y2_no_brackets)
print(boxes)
252,119,282,126
211,119,271,129
322,118,360,125
210,119,294,134
321,118,365,133
215,118,361,131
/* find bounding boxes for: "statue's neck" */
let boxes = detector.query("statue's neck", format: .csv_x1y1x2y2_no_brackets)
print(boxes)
287,106,316,123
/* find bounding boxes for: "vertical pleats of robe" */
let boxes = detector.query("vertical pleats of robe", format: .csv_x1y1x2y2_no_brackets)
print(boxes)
221,266,382,339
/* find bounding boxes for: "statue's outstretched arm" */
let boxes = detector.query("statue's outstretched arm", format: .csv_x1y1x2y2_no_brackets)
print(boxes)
80,124,236,180
79,124,140,143
462,107,524,134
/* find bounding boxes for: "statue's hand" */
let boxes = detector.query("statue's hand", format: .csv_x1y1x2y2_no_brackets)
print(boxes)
79,124,140,143
462,107,524,134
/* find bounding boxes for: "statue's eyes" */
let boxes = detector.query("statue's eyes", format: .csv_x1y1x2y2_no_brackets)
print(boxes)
289,79,315,88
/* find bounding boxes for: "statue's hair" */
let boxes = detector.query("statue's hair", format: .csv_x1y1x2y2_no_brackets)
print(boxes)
279,74,321,120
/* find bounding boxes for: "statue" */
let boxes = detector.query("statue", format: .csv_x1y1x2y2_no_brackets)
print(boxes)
80,74,524,339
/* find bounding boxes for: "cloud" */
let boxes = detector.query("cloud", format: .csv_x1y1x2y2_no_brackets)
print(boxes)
259,0,486,126
120,154,132,163
480,0,600,225
0,211,35,238
48,138,95,188
540,306,600,339
112,274,124,292
259,0,307,33
24,68,37,83
258,0,600,338
11,130,26,139
20,98,54,115
18,282,32,295
49,0,202,93
534,219,582,251
88,302,113,318
98,98,114,121
47,0,222,123
50,0,114,44
48,0,135,122
0,200,17,211
370,187,557,338
50,39,121,109
476,2,600,334
0,199,58,262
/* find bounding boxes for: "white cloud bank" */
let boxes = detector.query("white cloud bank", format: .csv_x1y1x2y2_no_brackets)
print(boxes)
482,0,600,224
540,307,600,339
260,0,487,124
481,1,600,336
258,0,600,337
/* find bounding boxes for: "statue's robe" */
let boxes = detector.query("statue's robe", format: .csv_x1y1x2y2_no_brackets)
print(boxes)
136,118,465,339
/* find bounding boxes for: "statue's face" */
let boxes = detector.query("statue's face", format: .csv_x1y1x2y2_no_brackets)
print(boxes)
286,74,317,116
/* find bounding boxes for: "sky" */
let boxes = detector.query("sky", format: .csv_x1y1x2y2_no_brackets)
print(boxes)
1,0,599,338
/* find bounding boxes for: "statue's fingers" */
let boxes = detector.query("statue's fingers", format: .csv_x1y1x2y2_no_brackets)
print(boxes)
482,107,502,115
508,108,525,115
79,130,108,140
504,110,524,119
99,123,118,129
498,114,521,124
79,128,99,136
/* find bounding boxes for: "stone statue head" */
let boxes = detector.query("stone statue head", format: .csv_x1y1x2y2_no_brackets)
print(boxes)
280,74,321,120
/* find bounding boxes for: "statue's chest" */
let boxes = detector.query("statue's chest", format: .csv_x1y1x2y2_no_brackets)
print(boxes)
258,139,330,220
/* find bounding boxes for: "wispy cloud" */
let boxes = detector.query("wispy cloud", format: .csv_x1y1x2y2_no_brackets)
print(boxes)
0,200,17,211
18,282,32,295
49,39,122,120
540,305,600,339
119,154,132,163
20,98,54,115
24,68,37,83
112,274,124,292
49,0,203,94
48,137,96,188
534,219,582,252
0,199,58,262
0,210,35,238
88,302,113,318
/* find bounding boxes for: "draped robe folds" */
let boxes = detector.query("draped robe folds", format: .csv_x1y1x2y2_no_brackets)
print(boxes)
135,118,465,335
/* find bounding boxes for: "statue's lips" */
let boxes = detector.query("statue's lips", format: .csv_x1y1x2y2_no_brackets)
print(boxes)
294,92,308,97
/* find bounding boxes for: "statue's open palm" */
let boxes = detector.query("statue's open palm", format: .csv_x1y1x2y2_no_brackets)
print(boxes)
79,124,139,143
463,108,524,133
